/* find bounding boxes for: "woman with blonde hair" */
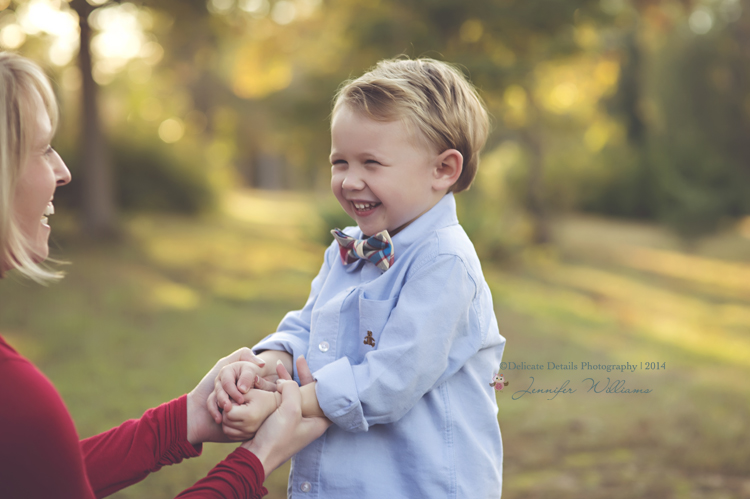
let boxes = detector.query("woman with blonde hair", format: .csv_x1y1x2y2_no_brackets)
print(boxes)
0,52,329,498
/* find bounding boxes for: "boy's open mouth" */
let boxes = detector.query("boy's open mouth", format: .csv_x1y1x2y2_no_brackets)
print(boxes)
352,201,381,214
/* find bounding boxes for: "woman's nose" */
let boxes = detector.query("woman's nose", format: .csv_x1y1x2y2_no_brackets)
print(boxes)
54,154,71,186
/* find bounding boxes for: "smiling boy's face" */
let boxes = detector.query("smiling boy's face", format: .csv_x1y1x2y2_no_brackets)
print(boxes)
330,105,446,237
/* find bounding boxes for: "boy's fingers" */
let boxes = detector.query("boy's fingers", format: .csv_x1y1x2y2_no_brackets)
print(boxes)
254,375,278,392
218,366,248,403
296,356,315,386
215,386,235,413
235,365,258,395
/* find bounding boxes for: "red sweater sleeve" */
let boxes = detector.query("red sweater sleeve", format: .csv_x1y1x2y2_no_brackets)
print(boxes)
0,336,268,498
0,345,96,499
82,396,267,498
81,394,203,496
176,448,268,499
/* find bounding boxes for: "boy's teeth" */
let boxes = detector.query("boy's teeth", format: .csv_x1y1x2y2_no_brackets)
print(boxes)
354,202,378,210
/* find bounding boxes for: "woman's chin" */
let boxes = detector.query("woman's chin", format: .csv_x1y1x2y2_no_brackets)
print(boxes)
30,230,51,263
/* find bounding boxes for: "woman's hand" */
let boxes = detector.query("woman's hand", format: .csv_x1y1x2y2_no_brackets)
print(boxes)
186,347,267,445
242,377,331,478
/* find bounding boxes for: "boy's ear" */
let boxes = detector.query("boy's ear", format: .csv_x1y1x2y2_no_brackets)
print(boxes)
432,149,463,192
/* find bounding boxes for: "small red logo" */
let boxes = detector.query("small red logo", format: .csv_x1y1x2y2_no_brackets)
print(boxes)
490,372,509,391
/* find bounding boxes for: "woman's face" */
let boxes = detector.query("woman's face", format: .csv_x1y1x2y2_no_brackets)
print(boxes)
10,91,71,265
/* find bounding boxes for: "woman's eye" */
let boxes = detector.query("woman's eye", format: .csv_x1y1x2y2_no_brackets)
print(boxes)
44,146,54,156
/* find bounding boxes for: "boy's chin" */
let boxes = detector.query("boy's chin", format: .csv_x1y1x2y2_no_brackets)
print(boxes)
356,224,386,238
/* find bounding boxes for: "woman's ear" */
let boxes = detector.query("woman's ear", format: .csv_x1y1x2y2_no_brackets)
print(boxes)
432,149,463,192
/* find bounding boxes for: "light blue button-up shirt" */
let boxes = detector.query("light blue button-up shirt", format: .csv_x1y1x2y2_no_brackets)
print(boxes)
253,193,505,498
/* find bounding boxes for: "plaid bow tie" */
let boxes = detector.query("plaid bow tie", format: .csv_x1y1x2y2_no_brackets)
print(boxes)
331,229,394,271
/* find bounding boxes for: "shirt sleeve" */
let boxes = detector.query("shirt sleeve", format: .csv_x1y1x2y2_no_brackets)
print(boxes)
252,245,333,380
313,253,485,432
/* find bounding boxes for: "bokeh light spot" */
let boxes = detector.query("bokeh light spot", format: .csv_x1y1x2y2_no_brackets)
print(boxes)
232,44,293,99
239,0,269,16
159,118,185,143
504,85,527,110
460,19,484,43
208,0,234,14
689,8,713,35
272,0,296,25
0,24,25,49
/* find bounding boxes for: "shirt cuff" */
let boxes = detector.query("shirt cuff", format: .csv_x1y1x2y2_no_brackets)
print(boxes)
314,357,369,432
253,333,309,383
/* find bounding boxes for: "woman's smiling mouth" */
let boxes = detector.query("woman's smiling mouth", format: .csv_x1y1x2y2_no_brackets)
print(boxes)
41,202,54,225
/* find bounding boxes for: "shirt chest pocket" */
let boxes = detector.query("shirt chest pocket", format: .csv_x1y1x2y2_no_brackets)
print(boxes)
353,294,397,364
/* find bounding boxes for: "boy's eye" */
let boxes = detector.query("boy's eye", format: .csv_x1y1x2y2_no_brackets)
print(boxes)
331,159,347,167
365,160,381,165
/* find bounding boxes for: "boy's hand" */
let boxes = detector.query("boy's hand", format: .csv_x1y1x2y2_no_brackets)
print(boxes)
207,361,266,424
186,347,266,445
208,351,294,424
221,389,282,440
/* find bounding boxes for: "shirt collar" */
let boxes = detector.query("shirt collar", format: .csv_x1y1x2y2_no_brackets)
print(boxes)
338,193,458,273
391,193,458,254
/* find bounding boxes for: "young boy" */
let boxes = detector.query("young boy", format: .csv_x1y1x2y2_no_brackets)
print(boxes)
212,58,505,498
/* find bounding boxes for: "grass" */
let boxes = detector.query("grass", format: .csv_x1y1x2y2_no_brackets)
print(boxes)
1,191,749,498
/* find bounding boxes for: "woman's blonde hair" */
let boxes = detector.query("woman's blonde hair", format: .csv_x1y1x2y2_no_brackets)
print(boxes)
333,58,490,193
0,52,62,283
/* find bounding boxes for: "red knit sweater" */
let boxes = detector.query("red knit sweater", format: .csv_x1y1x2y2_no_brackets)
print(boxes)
0,335,268,498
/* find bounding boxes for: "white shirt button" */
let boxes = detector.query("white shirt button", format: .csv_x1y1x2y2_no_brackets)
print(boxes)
318,341,330,352
300,482,312,492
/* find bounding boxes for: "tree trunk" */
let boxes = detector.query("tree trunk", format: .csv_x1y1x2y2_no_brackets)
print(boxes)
72,0,117,237
522,128,550,244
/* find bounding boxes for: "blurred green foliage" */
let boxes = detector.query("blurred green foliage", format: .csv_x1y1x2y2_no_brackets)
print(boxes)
5,0,750,240
582,21,750,237
113,139,215,214
53,137,215,215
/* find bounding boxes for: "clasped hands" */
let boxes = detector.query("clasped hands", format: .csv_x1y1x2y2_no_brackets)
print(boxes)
207,353,310,441
186,348,329,477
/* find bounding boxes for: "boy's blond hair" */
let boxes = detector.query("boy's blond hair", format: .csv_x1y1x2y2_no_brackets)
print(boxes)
0,52,62,283
333,58,490,193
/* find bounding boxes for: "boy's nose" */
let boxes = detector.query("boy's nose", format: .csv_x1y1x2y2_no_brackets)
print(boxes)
341,172,365,191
